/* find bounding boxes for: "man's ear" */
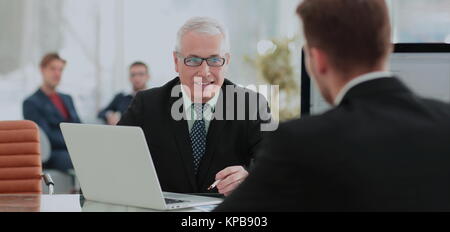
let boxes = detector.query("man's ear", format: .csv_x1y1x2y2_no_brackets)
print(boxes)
225,53,231,65
310,47,329,76
173,52,179,73
388,43,394,54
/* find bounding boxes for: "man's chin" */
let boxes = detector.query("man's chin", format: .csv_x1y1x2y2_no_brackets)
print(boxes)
190,89,219,103
203,84,220,97
48,84,59,90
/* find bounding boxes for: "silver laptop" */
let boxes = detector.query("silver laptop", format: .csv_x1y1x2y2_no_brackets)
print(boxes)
60,123,223,210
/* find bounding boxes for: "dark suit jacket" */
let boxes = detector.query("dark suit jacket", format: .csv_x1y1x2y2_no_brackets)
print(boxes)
23,89,81,171
98,93,134,123
118,77,270,194
215,77,450,211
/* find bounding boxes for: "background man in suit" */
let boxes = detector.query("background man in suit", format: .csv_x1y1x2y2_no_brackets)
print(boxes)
119,17,269,195
98,61,150,125
215,0,450,211
23,53,81,172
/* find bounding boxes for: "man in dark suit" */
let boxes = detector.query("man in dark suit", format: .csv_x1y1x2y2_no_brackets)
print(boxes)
215,0,450,211
98,61,150,125
118,17,271,195
23,53,81,172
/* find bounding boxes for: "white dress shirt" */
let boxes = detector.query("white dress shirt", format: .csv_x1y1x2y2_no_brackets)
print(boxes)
181,85,220,133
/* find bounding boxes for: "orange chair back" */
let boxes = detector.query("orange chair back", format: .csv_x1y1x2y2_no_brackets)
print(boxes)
0,121,42,194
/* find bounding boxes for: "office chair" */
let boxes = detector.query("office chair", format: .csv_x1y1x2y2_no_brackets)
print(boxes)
0,120,54,194
38,126,78,194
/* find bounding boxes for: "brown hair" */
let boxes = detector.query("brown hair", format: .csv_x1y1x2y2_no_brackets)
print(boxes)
297,0,392,74
40,53,66,69
129,61,149,73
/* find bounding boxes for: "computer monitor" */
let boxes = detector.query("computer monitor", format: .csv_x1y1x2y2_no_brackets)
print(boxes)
301,43,450,116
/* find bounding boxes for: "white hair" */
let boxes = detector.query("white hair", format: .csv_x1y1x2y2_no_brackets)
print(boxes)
175,17,230,54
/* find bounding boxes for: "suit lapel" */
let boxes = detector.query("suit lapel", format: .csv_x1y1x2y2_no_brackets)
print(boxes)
168,83,198,191
38,89,65,121
60,94,73,121
197,87,228,188
168,79,236,190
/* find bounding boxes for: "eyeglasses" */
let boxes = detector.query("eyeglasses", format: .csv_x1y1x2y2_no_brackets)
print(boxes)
130,72,147,78
177,54,226,67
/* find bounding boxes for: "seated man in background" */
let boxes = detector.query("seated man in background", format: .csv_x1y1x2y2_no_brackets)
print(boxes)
215,0,450,211
23,53,81,173
98,61,150,125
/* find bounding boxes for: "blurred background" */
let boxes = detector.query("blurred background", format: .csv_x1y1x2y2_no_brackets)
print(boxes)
0,0,449,194
0,0,449,123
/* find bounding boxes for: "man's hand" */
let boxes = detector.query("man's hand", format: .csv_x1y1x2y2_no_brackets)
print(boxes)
106,111,121,125
214,166,249,196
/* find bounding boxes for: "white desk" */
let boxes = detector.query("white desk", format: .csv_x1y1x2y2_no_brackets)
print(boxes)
82,199,218,212
0,194,81,212
0,194,219,212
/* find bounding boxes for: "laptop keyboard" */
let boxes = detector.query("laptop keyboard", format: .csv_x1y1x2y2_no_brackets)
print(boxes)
165,198,188,205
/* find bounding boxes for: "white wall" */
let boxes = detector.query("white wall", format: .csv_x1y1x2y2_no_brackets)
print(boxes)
0,0,301,122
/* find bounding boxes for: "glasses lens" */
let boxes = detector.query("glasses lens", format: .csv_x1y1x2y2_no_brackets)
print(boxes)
185,57,203,67
207,57,225,67
130,72,146,77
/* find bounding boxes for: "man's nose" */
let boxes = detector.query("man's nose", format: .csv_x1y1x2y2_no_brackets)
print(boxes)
197,61,211,76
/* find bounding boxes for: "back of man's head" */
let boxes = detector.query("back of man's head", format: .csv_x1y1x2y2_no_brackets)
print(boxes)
297,0,392,75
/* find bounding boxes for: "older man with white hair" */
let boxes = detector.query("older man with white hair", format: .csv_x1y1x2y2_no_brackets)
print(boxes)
119,17,270,196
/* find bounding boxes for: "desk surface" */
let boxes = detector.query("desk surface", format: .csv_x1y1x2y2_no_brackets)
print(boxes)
0,194,218,212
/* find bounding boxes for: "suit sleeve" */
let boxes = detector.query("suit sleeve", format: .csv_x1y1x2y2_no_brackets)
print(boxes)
23,99,66,149
97,94,121,122
117,92,144,127
214,125,297,212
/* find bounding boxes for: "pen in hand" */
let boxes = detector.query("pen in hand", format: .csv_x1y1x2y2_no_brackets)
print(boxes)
207,179,222,191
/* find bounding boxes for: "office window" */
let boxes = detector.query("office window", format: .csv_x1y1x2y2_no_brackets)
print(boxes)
389,0,450,43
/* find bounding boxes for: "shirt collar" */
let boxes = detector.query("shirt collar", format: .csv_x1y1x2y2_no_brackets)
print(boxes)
181,85,220,112
334,71,393,106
